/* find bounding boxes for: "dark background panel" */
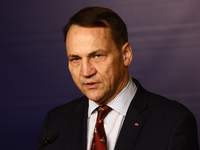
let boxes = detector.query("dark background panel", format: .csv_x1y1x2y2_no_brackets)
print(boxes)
0,0,199,149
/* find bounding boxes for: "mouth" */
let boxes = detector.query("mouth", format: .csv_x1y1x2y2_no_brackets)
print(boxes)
84,82,100,89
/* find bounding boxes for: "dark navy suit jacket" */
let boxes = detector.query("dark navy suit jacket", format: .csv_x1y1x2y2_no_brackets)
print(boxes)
37,79,199,150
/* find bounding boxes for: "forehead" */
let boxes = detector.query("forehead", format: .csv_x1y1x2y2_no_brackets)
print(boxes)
66,25,115,53
66,25,111,40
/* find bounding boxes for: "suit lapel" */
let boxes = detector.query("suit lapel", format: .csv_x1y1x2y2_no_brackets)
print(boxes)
70,96,88,150
115,109,145,150
115,79,148,150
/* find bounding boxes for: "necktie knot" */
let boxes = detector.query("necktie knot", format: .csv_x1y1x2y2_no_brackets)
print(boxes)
97,105,112,121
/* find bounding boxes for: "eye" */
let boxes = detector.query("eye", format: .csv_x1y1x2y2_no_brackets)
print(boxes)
91,53,106,62
73,58,80,61
70,57,81,64
95,54,102,58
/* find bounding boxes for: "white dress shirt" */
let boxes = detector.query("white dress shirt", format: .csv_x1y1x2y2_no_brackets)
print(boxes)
87,78,137,150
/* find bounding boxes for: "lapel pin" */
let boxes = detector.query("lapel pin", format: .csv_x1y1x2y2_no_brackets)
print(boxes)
134,123,139,126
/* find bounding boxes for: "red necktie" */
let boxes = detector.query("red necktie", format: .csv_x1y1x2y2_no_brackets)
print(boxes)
91,105,112,150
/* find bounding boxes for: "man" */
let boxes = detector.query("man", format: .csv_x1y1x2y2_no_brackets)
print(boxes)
37,7,199,150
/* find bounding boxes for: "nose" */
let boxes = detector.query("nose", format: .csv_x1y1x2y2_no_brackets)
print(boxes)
80,60,97,78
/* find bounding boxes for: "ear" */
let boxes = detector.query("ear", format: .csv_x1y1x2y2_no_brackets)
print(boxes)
121,42,133,66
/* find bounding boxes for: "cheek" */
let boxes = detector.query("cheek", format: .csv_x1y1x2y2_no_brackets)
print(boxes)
69,67,80,82
97,65,115,86
101,60,123,85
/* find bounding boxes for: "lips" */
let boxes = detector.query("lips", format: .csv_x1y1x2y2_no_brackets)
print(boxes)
84,82,100,89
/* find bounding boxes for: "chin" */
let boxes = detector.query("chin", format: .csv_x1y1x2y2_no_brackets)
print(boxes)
87,96,100,102
86,94,102,102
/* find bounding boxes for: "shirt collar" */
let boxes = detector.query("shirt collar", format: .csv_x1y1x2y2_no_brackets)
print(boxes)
88,78,137,118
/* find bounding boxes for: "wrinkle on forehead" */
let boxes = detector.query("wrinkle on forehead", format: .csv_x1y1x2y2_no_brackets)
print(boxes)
66,25,115,57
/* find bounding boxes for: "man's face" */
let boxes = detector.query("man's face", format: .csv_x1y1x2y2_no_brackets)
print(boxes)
66,25,131,105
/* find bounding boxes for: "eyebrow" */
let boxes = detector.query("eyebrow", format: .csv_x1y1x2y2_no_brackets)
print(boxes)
88,49,108,56
67,49,108,58
67,54,80,58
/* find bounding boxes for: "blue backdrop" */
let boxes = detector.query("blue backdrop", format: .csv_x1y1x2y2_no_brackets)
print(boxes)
1,0,200,149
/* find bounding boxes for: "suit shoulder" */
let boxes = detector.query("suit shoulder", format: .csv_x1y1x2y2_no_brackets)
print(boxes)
132,78,189,113
48,96,88,114
147,92,190,114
